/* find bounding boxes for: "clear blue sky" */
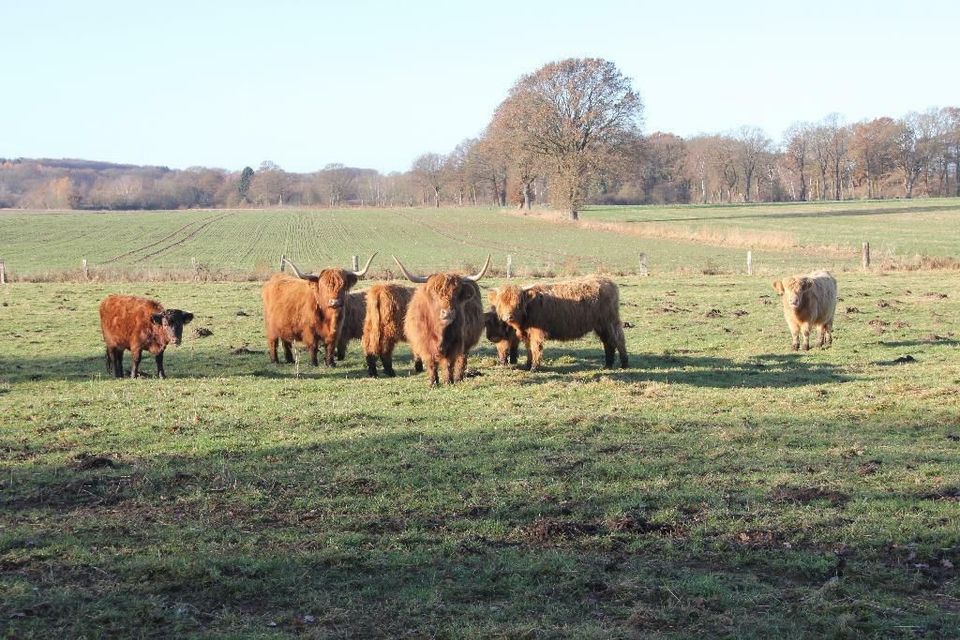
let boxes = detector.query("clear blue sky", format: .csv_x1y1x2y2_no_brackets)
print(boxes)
2,0,957,174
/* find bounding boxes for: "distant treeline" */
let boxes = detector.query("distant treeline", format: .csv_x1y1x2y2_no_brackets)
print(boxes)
2,108,958,211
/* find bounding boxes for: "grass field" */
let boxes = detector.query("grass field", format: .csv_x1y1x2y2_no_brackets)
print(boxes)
4,199,959,281
2,268,958,637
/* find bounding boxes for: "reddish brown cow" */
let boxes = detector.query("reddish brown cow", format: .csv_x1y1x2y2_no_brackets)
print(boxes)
396,256,489,386
99,294,193,378
361,283,424,377
484,309,519,365
488,276,628,371
261,254,376,366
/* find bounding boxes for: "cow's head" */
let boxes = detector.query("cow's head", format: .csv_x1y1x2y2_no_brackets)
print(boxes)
151,309,194,346
284,254,376,316
773,277,812,311
393,255,490,330
484,309,512,342
487,285,541,327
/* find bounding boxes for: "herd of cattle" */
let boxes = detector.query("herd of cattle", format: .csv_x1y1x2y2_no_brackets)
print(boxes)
97,255,839,384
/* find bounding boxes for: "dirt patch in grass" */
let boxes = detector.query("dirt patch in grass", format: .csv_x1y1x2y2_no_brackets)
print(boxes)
523,517,603,544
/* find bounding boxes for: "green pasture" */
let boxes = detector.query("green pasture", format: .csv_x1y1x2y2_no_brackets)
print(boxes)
9,199,959,280
1,271,958,637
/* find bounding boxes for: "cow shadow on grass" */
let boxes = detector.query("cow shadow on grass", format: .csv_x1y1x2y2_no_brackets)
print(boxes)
498,348,851,389
0,350,380,383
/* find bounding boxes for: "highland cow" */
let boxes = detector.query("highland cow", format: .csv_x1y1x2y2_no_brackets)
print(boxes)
361,283,423,377
484,309,520,365
99,294,193,379
772,270,837,350
261,254,376,366
395,255,489,386
488,276,628,371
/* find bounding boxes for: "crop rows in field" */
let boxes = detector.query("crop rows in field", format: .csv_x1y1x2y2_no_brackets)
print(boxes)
3,202,939,279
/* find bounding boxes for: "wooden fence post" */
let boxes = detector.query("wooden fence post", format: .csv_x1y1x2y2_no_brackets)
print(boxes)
351,255,359,272
0,260,6,285
279,254,285,272
82,258,89,280
746,251,753,276
638,253,648,277
861,242,870,270
506,254,513,279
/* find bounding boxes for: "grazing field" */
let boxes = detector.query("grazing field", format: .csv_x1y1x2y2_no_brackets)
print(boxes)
1,271,958,637
4,199,959,281
580,198,960,260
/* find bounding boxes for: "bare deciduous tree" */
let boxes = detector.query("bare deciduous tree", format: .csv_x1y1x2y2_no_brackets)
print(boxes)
491,58,643,219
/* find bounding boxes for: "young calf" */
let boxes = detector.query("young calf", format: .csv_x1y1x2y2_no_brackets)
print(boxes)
484,309,519,365
772,270,837,350
99,294,193,378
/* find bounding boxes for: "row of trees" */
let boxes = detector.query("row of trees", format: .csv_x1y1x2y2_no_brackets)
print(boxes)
3,59,959,213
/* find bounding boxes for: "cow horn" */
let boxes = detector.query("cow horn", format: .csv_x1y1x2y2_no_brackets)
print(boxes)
466,255,491,282
283,257,313,280
352,252,377,277
392,256,428,283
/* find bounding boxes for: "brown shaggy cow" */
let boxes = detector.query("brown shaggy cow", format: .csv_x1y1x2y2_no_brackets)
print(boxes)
261,254,376,366
361,283,424,377
395,255,489,386
772,270,837,350
99,294,193,378
484,309,519,365
336,290,367,361
488,276,628,371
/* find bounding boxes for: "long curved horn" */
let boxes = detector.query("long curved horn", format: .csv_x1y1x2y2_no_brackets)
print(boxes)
283,257,313,280
466,254,492,282
392,255,428,283
352,252,378,277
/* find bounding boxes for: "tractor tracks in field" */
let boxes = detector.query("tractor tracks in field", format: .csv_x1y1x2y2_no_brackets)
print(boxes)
102,212,234,265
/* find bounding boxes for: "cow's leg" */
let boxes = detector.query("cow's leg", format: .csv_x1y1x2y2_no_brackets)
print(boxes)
381,345,397,377
824,322,833,348
597,326,615,368
509,340,519,365
522,336,533,371
302,335,319,366
496,340,509,366
787,318,800,351
442,357,456,385
453,352,468,382
267,335,279,363
155,350,166,379
801,323,811,351
112,348,124,378
413,357,424,373
614,322,629,368
130,348,143,378
365,353,378,377
336,338,347,361
528,330,545,372
425,360,439,387
282,340,294,363
324,339,337,367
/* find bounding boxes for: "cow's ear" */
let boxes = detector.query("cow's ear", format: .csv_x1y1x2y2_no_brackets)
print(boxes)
800,278,813,291
182,312,194,324
772,280,784,295
487,288,498,305
151,313,164,325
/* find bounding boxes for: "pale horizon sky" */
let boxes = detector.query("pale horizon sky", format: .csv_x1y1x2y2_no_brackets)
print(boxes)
2,0,957,174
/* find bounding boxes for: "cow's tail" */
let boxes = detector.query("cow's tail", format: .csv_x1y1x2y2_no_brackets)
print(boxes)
362,291,383,356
